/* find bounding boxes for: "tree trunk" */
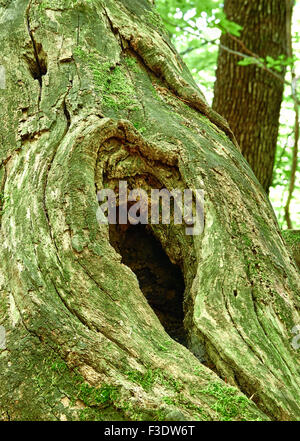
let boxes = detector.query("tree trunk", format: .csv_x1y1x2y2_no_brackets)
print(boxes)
283,230,300,270
0,0,299,421
213,0,288,193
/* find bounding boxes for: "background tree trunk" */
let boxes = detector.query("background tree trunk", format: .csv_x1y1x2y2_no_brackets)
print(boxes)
0,0,299,421
213,0,288,193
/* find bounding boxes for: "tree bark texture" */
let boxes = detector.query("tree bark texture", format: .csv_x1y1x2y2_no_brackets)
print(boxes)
0,0,299,421
213,0,288,193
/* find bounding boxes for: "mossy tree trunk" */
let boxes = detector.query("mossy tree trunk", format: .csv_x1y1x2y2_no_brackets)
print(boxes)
0,0,299,421
213,0,288,193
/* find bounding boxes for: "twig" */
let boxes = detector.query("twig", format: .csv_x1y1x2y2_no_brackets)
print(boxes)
180,39,218,56
276,131,294,173
164,16,300,104
219,43,291,87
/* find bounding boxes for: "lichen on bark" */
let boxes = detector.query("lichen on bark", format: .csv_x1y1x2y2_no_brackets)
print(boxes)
0,0,299,421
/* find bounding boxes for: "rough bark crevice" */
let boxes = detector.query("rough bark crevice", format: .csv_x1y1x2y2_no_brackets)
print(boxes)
25,0,48,110
24,27,48,85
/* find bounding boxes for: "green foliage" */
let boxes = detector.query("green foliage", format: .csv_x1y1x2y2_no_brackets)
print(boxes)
265,55,296,71
156,0,242,96
237,54,296,73
237,57,262,67
156,0,241,36
156,0,300,227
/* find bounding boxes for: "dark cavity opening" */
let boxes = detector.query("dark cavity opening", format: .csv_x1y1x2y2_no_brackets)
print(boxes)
109,223,187,346
23,40,48,86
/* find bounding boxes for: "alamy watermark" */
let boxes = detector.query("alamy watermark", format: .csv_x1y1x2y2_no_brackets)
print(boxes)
96,181,204,235
291,325,300,350
0,65,6,90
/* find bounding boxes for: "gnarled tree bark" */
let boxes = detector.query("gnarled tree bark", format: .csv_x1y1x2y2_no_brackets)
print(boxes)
0,0,299,421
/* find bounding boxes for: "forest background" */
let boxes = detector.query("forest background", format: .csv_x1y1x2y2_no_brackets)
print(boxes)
156,0,300,228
